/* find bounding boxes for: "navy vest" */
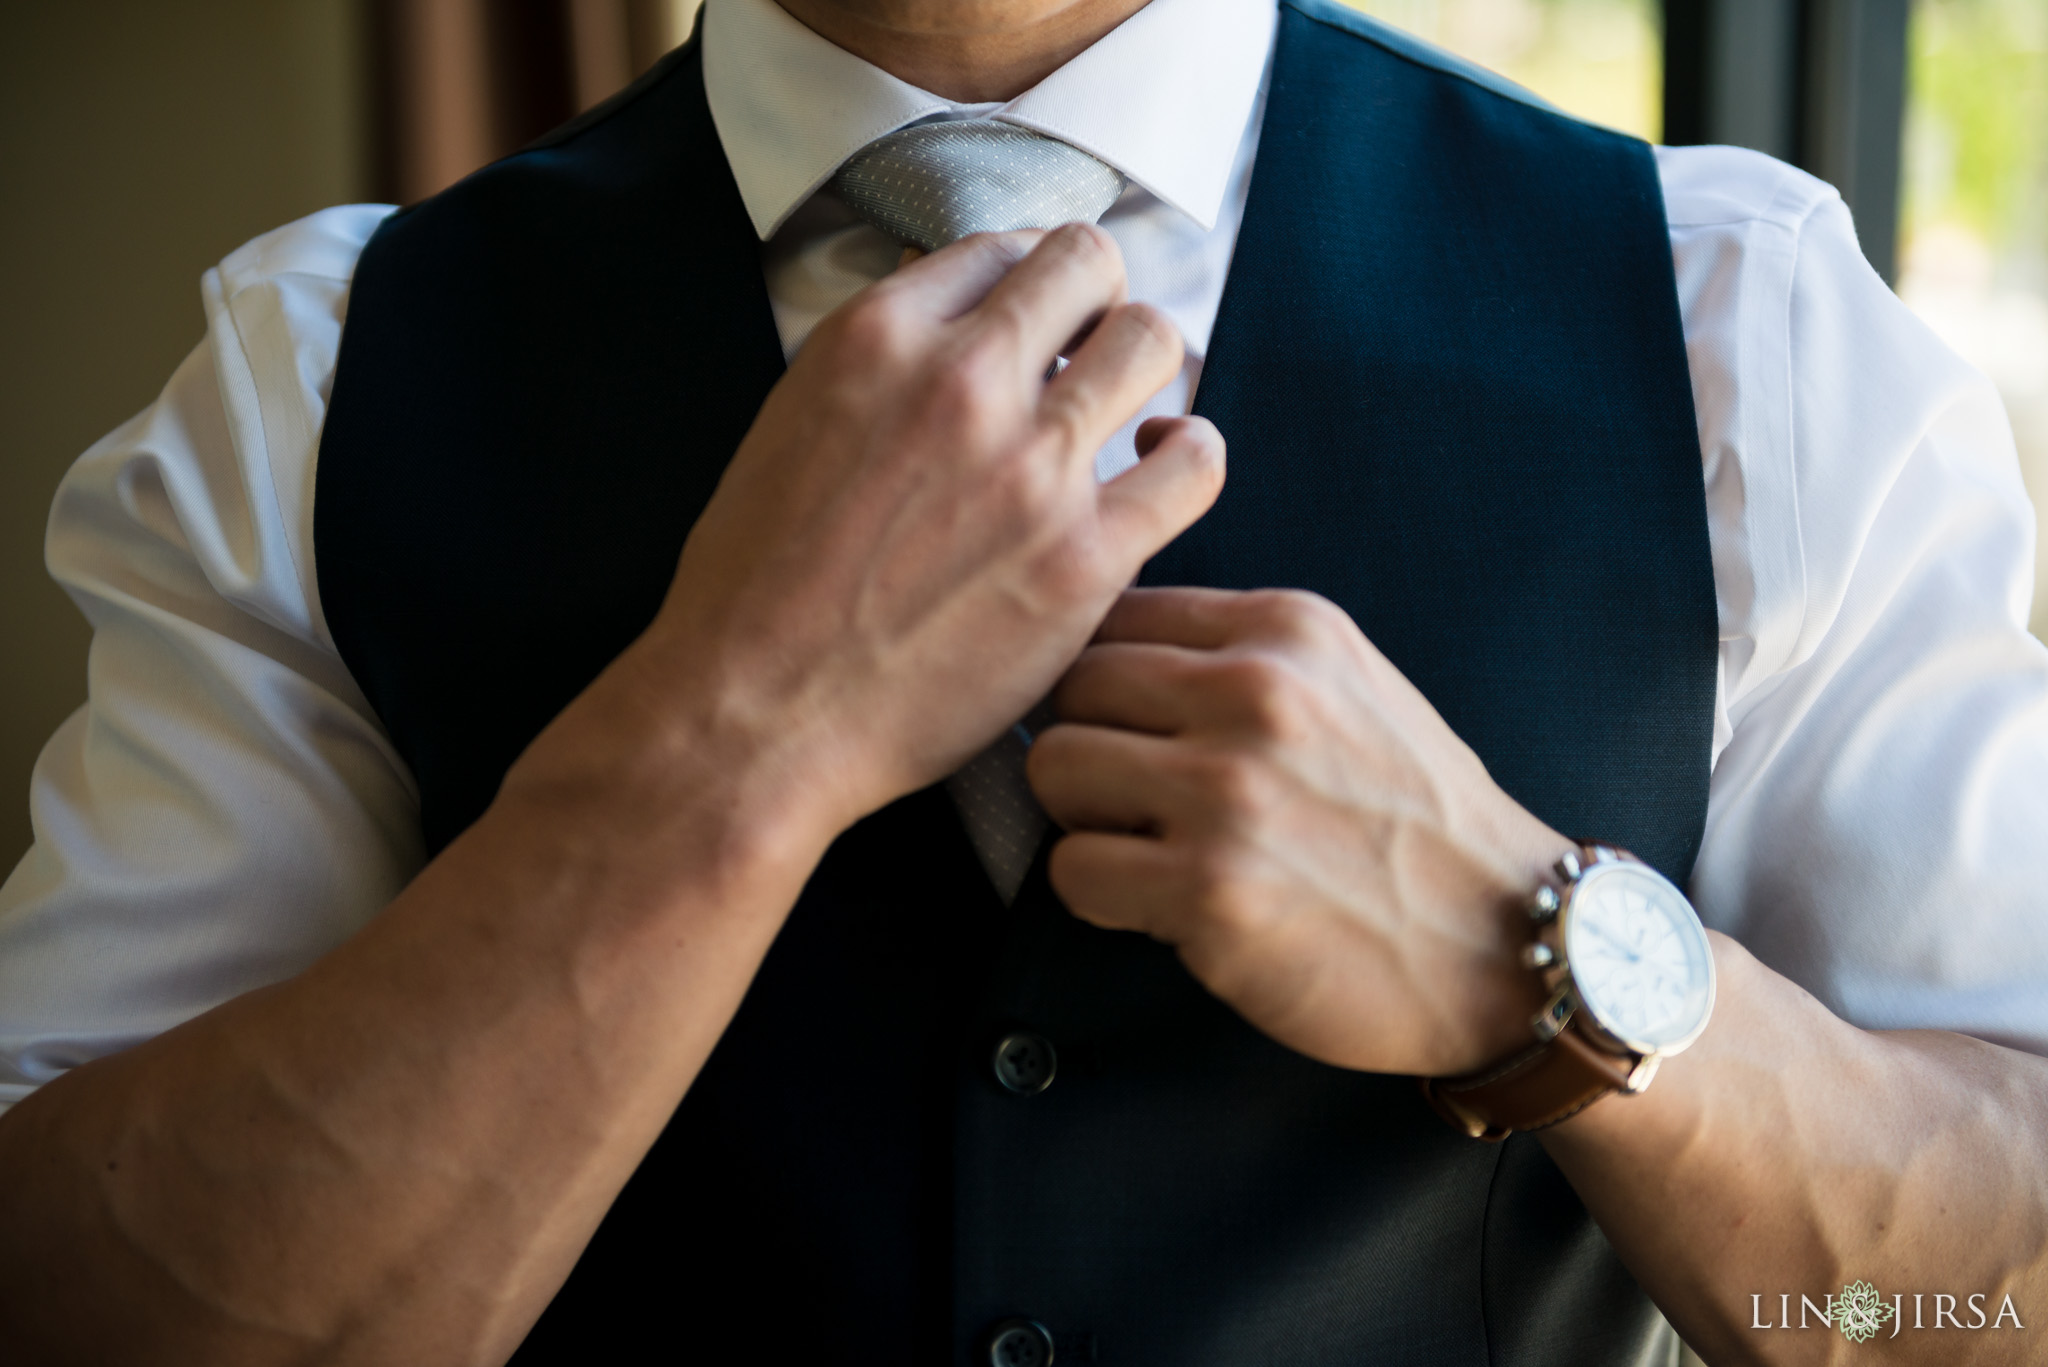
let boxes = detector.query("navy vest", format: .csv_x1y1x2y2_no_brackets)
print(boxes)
315,3,1716,1361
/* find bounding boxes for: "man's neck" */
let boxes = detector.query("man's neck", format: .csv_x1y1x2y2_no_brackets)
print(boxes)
769,0,1155,101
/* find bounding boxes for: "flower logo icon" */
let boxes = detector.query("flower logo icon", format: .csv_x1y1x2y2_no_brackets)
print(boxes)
1835,1281,1896,1343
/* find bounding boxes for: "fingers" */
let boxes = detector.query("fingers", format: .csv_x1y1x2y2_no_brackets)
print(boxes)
1053,643,1206,734
969,222,1132,369
1044,831,1186,935
1133,414,1181,458
1092,585,1249,649
1092,584,1354,654
1044,303,1188,459
1028,723,1178,832
883,229,1041,319
1096,416,1225,565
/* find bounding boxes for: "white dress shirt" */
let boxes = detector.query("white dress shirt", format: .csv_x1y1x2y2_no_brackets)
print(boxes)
3,0,2046,1115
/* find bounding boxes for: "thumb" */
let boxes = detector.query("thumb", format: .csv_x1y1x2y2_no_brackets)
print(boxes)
1097,415,1226,568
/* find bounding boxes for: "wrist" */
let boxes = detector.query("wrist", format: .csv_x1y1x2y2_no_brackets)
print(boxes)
1543,929,1747,1142
1454,815,1582,1071
493,641,849,912
1428,846,1721,1139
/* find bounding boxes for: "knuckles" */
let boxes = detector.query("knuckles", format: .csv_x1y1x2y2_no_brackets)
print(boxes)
1236,588,1348,647
1032,384,1098,462
1109,301,1184,366
819,287,923,366
1031,530,1121,616
1204,654,1306,743
1175,745,1273,827
1045,220,1122,279
997,459,1072,540
923,343,1013,432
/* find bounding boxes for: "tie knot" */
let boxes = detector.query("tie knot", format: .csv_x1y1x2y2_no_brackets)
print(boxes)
832,120,1126,253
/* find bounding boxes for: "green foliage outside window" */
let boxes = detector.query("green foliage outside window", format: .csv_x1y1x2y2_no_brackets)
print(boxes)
1340,0,1662,140
1901,0,2048,636
1903,0,2047,269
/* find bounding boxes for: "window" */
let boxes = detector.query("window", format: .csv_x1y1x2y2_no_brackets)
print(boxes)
1898,0,2048,632
1346,0,2048,638
1340,0,1664,138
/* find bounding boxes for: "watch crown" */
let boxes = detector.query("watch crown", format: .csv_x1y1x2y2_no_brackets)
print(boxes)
1532,985,1577,1041
1553,850,1583,883
1528,885,1560,922
1520,942,1556,970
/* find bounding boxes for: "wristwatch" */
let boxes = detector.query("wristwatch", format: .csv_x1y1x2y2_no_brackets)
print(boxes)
1421,844,1716,1140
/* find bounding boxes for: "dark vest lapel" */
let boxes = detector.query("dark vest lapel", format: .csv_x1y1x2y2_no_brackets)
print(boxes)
951,8,1711,1362
1176,0,1717,882
315,38,788,857
314,9,1713,1363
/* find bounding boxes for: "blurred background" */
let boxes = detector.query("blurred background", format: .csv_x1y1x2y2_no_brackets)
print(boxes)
1,0,2043,867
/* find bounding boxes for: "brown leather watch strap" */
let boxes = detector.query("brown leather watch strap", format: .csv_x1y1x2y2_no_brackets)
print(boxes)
1419,1022,1638,1141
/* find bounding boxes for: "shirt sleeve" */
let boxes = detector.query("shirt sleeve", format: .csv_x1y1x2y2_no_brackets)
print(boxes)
1662,145,2048,1056
0,204,420,1113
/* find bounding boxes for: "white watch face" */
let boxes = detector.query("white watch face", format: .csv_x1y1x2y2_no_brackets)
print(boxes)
1562,862,1716,1054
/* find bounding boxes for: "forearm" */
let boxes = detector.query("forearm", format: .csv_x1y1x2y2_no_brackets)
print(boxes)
0,652,833,1367
1542,934,2048,1365
0,228,1212,1366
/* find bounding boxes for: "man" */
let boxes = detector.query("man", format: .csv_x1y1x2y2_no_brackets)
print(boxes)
2,0,2045,1361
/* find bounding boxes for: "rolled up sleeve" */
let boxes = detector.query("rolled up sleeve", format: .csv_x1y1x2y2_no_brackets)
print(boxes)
0,204,421,1112
1664,145,2048,1055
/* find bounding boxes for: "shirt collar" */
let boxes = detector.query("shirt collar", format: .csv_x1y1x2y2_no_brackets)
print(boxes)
704,0,1276,240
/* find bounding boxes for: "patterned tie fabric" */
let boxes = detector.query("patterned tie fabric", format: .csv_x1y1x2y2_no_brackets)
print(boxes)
832,119,1127,252
832,121,1125,901
943,702,1061,905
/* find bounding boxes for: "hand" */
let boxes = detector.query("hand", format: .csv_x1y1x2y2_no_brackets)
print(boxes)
0,234,1220,1367
602,227,1224,840
1028,586,1572,1077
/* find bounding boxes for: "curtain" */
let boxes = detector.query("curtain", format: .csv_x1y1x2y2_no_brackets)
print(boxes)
372,0,701,204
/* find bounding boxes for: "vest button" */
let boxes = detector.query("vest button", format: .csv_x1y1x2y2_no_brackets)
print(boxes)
992,1031,1057,1095
985,1317,1055,1367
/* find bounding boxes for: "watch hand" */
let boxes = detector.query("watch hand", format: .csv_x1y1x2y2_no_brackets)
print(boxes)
1587,921,1641,962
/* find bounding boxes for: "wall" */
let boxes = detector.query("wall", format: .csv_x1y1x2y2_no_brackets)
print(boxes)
0,1,372,868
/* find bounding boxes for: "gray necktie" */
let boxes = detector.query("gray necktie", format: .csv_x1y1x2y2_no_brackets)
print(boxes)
833,119,1126,253
833,121,1125,902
